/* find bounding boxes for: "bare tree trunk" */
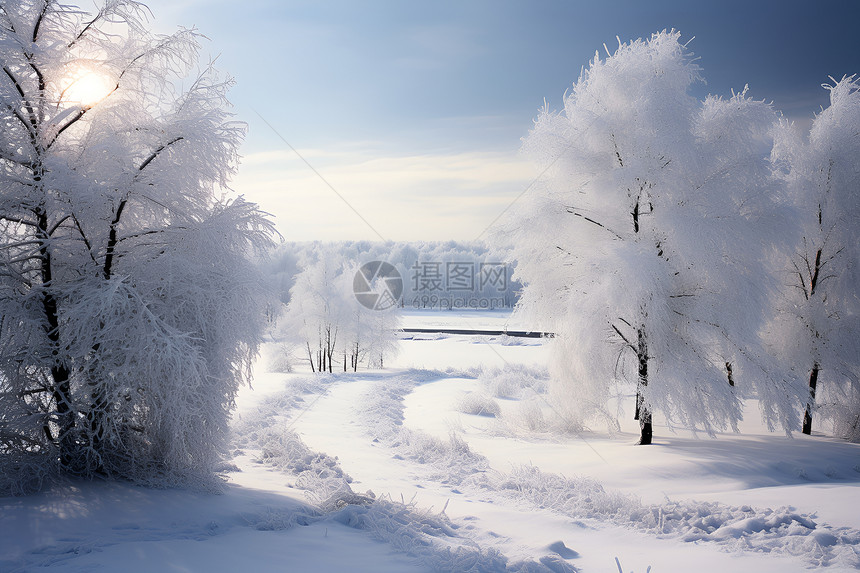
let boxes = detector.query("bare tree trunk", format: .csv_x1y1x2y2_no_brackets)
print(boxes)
802,363,820,435
307,342,315,373
322,326,335,373
636,327,652,445
36,203,77,465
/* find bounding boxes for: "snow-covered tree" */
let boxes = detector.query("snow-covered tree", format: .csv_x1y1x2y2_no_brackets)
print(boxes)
280,251,400,373
340,261,401,370
506,32,788,444
0,0,274,491
688,90,808,433
768,76,860,439
282,252,347,373
266,240,520,311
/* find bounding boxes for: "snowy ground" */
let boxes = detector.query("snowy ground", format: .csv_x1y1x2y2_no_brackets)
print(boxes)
3,309,860,572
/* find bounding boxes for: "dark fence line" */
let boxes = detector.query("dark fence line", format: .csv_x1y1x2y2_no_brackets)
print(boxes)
401,328,553,339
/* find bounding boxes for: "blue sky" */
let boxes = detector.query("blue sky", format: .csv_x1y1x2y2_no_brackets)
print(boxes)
145,0,860,241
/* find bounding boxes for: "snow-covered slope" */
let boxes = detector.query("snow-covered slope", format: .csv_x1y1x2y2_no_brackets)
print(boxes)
2,312,859,572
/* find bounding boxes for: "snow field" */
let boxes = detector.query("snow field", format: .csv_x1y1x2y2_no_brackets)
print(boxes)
236,369,570,572
246,331,859,570
3,326,859,572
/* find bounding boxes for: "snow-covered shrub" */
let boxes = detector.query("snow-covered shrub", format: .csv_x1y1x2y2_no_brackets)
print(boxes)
512,400,549,432
0,450,58,497
0,1,274,490
457,392,501,417
479,364,549,399
266,343,296,373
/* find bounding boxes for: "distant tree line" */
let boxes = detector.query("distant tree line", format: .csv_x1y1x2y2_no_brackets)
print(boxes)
263,241,521,313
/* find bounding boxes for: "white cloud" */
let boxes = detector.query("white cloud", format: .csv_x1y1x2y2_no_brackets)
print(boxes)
232,148,536,241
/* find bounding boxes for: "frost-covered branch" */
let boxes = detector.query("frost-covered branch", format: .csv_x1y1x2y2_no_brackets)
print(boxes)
565,206,624,240
2,67,37,133
137,136,184,172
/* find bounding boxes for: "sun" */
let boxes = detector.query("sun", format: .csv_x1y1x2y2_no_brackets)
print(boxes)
60,68,115,108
